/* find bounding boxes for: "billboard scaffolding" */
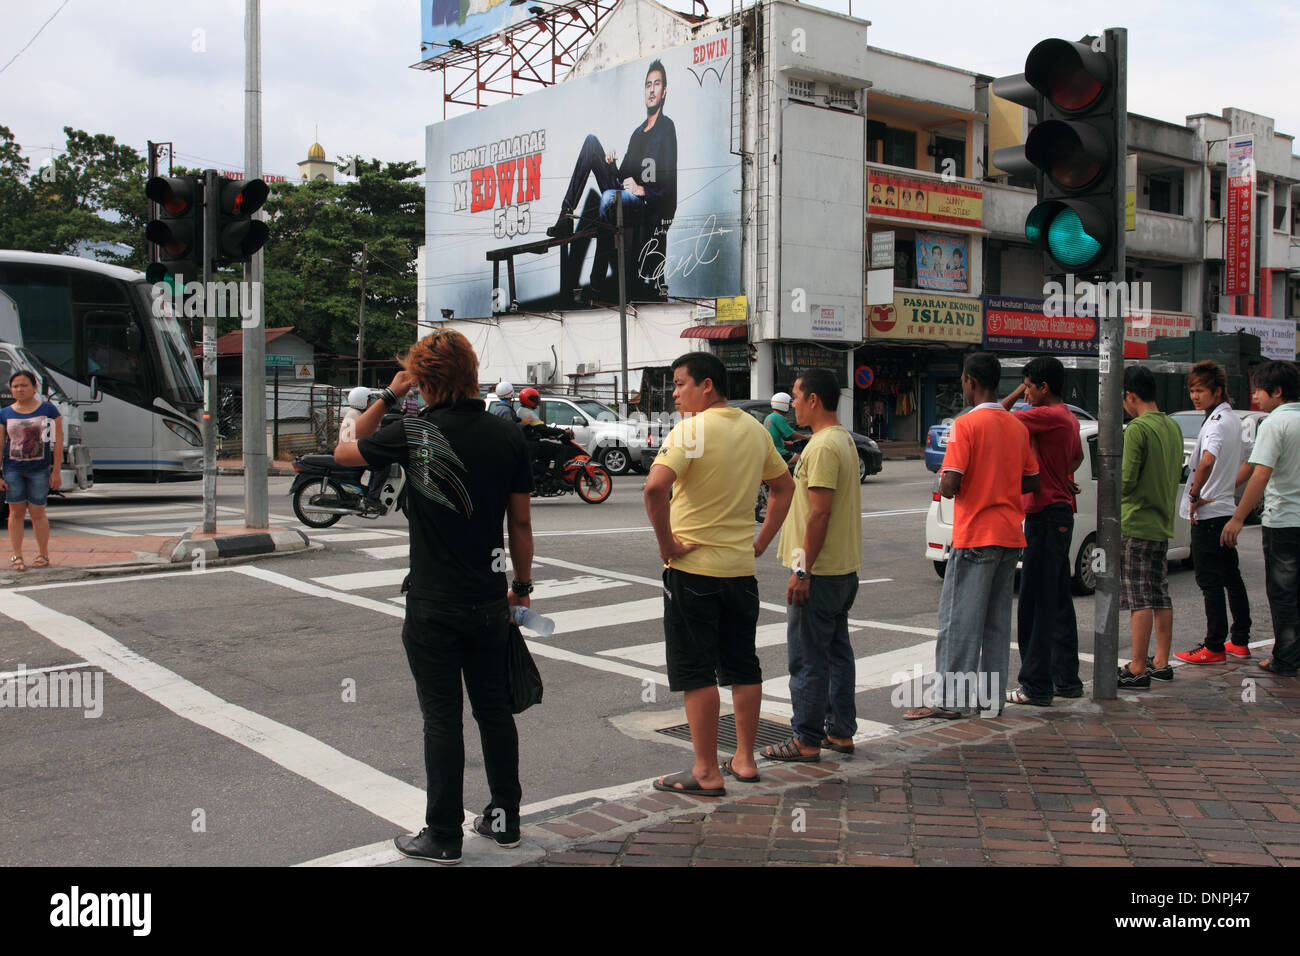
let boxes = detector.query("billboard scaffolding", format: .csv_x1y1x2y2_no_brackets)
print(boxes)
412,0,621,118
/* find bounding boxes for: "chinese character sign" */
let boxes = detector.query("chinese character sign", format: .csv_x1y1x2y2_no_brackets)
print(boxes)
1225,136,1254,297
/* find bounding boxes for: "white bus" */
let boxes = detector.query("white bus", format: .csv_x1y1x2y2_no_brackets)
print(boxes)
0,251,204,481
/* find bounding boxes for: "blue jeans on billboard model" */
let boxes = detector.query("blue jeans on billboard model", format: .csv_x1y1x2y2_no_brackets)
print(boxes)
1262,526,1300,671
559,135,622,214
935,546,1018,713
1016,505,1081,700
786,572,859,747
401,595,521,845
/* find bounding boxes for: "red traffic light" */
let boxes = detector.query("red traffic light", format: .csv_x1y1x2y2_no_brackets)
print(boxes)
1025,120,1109,190
1025,38,1109,113
146,176,197,215
220,178,269,217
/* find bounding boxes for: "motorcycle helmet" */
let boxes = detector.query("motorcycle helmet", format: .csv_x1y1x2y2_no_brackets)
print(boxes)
347,386,372,411
770,391,792,413
519,387,541,409
495,380,514,400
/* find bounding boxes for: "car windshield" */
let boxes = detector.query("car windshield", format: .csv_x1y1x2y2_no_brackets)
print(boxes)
134,283,203,411
1170,412,1204,440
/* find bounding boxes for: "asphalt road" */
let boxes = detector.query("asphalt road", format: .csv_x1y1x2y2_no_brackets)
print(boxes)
0,462,1268,865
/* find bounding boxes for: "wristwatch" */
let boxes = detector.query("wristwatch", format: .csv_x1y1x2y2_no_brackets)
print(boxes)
511,579,534,596
380,387,399,409
1189,491,1201,503
794,568,808,580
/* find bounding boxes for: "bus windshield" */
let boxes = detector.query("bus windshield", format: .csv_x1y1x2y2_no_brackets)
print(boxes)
134,283,202,411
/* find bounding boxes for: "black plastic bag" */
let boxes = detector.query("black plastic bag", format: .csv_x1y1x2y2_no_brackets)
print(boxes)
506,623,543,714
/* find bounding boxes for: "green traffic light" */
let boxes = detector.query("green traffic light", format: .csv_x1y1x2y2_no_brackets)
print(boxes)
1045,207,1103,267
1025,204,1053,245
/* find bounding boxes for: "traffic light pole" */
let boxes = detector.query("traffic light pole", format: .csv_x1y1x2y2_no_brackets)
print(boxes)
242,0,269,528
1093,27,1127,701
202,169,219,535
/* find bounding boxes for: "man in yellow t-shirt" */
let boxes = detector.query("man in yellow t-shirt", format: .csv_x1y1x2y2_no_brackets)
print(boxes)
762,369,862,762
644,352,794,796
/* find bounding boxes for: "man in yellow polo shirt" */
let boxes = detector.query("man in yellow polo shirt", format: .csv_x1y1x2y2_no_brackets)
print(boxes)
763,368,862,762
644,352,794,796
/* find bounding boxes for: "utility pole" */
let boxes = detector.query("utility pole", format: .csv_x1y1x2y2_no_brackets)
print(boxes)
242,0,269,528
357,241,368,385
616,193,629,414
202,169,219,534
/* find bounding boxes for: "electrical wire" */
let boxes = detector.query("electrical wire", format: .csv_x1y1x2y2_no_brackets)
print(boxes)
0,0,70,76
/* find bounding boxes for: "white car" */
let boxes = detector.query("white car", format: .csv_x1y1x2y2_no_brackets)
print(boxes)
925,420,1192,594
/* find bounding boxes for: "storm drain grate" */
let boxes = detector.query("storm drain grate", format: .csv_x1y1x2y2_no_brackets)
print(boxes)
656,715,791,751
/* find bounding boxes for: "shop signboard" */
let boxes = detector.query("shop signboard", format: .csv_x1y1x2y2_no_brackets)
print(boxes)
867,171,982,228
983,295,1099,354
916,232,969,293
1224,136,1254,296
868,292,982,345
1215,313,1296,360
775,343,848,390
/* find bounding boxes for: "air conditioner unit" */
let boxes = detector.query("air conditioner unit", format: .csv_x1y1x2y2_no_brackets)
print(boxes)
575,362,600,374
526,361,554,384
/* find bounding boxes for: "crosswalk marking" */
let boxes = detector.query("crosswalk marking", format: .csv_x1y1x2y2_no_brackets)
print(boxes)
358,544,409,561
600,621,788,667
310,530,407,542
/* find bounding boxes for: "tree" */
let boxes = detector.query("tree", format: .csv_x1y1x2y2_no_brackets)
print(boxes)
261,157,424,382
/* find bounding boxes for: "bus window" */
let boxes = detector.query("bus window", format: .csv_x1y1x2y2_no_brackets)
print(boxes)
0,268,76,372
84,311,148,406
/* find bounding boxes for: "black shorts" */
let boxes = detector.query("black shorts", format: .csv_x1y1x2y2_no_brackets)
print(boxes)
662,568,761,692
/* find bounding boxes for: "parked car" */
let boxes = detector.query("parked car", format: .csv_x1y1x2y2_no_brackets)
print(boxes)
1169,408,1267,524
925,402,1096,472
924,419,1192,595
519,393,658,476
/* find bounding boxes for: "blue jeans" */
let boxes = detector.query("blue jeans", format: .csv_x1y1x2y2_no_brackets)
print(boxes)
935,546,1018,713
786,572,859,747
1262,526,1300,671
599,189,644,222
3,466,50,506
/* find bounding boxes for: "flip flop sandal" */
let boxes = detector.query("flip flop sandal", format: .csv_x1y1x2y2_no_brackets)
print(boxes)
721,757,761,783
761,736,820,762
652,769,726,797
31,555,50,568
9,555,25,572
820,738,855,754
1006,687,1052,706
903,706,964,721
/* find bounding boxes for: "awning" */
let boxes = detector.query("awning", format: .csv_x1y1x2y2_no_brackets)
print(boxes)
680,324,747,340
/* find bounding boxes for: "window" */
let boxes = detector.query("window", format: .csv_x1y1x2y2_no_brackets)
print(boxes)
788,78,815,103
933,136,965,178
543,401,580,427
84,311,148,406
1209,171,1222,220
868,121,917,170
828,85,856,111
1274,181,1289,231
0,266,76,372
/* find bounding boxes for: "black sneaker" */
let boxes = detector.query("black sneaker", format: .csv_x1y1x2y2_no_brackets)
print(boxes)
1146,657,1174,682
394,828,461,864
473,813,521,848
1117,664,1150,689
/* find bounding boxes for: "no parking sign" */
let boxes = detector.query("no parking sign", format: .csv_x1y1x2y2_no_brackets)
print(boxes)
855,365,874,389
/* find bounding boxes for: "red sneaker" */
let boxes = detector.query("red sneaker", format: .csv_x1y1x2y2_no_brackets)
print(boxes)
1174,644,1227,664
1225,642,1252,658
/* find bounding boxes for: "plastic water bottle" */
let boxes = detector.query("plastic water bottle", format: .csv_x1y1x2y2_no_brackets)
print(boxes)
511,604,555,638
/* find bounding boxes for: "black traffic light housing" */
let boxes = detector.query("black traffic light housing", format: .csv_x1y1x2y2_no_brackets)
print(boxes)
214,177,270,266
145,175,202,286
992,34,1125,278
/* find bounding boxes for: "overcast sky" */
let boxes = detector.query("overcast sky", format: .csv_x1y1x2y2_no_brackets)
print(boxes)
1,0,1296,181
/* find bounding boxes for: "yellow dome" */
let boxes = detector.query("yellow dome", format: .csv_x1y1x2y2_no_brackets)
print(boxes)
308,142,326,160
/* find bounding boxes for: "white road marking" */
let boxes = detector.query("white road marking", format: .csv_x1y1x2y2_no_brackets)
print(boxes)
358,545,409,561
600,621,788,667
534,526,654,537
548,598,664,634
309,530,406,542
0,590,425,830
0,661,93,682
859,578,893,584
859,508,928,518
44,521,132,537
312,569,407,592
46,503,198,519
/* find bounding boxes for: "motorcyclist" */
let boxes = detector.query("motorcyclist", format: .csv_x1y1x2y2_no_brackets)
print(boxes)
517,387,572,479
764,392,810,469
491,381,520,423
340,386,386,512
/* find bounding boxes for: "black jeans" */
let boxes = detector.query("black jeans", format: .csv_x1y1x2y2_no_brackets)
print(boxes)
559,135,621,215
401,595,521,844
1262,526,1300,670
1190,515,1252,650
1016,504,1081,699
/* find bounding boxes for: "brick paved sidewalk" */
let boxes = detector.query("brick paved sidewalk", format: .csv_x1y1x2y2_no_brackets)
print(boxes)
522,660,1300,866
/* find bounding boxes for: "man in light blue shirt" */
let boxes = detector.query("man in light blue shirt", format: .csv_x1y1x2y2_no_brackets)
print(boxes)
1223,360,1300,676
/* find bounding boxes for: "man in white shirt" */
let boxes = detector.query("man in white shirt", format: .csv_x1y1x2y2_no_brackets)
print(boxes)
1174,361,1252,665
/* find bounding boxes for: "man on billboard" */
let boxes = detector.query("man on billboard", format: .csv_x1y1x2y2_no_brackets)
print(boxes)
546,59,678,247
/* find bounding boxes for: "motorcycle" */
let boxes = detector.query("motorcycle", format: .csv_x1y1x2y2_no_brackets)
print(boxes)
289,456,407,528
754,438,806,522
532,435,612,504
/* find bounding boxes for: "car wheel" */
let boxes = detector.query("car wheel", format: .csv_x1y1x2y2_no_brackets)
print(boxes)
599,445,630,476
859,453,868,483
1072,533,1097,596
933,560,946,579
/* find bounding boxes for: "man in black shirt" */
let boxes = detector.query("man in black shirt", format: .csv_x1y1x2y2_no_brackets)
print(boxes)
546,58,678,243
334,328,535,865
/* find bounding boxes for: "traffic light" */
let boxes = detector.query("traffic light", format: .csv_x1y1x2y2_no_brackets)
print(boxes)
992,33,1125,277
213,177,269,266
145,175,202,286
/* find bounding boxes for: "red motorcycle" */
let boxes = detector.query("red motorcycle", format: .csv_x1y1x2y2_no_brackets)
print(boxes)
532,436,612,504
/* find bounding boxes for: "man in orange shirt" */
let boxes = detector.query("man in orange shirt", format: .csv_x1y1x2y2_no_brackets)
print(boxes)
907,353,1039,719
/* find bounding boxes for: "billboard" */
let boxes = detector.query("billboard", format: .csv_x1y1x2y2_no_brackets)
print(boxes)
421,0,531,51
426,39,741,318
867,171,982,227
1216,314,1296,360
915,231,968,293
867,293,982,345
983,295,1098,354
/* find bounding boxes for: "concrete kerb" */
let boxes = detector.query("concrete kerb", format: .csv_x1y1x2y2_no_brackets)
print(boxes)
513,697,1111,865
171,526,310,564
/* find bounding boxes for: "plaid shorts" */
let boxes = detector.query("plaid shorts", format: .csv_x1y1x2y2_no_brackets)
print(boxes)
1120,535,1171,611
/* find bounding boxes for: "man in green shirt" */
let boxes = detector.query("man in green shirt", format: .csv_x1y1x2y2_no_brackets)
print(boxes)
1118,365,1185,689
